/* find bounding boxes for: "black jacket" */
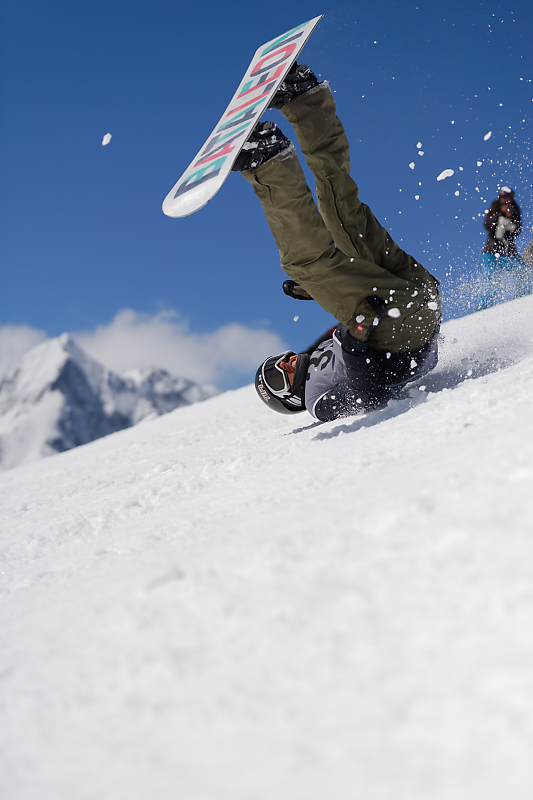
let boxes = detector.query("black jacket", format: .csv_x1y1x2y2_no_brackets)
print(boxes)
309,325,439,422
483,198,521,257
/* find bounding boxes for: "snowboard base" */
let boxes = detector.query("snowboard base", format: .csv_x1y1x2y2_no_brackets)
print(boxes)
162,16,322,218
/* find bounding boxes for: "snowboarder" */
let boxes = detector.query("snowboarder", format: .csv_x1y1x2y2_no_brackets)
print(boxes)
233,64,442,421
476,187,529,310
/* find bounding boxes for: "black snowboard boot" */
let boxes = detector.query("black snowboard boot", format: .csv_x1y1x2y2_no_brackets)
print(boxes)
268,63,319,110
232,121,290,172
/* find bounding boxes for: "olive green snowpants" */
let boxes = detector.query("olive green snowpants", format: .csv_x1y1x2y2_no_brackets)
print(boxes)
242,83,441,354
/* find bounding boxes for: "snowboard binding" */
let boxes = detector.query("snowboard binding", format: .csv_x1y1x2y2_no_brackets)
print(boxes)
231,121,291,172
268,63,319,110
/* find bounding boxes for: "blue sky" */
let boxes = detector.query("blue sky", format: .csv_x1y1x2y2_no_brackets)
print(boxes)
1,0,532,388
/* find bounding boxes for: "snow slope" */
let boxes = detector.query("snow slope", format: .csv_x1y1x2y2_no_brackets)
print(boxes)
2,297,533,800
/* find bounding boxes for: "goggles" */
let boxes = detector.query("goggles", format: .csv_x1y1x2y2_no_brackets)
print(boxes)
261,351,296,397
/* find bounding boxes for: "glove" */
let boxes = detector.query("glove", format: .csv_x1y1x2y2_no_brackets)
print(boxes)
282,280,313,301
347,296,387,342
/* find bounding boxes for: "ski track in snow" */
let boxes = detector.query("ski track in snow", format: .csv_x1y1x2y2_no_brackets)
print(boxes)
2,297,533,799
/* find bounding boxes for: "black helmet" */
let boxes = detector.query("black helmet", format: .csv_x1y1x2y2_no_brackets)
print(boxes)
255,351,310,415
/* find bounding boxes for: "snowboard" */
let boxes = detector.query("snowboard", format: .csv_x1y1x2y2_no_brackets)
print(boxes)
162,15,322,219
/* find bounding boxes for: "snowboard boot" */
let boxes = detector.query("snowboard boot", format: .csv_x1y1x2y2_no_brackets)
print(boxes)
232,121,291,172
268,63,319,110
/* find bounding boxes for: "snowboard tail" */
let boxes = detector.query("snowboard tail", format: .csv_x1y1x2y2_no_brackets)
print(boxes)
162,15,322,218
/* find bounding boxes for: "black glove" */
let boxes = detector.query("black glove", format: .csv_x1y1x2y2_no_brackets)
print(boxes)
282,280,313,301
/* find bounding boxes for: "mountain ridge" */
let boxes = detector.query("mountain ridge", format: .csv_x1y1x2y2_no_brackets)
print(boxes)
0,333,219,470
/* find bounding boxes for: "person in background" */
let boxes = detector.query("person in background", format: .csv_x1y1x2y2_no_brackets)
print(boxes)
476,187,528,310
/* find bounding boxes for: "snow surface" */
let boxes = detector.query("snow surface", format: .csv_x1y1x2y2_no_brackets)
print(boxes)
2,297,533,799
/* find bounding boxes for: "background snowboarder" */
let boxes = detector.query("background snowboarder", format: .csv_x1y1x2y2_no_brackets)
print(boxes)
476,187,528,310
233,64,441,421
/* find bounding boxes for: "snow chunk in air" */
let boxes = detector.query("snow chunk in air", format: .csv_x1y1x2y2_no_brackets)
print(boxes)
102,133,112,146
437,169,455,182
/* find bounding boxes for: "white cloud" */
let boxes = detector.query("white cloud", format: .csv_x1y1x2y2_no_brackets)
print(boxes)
3,309,284,390
1,310,287,388
0,324,47,373
75,309,287,386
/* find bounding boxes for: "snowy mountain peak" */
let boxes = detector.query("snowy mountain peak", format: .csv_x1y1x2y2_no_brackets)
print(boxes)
0,335,219,471
9,332,78,398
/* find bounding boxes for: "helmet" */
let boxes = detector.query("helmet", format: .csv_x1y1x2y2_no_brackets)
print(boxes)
255,351,310,415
